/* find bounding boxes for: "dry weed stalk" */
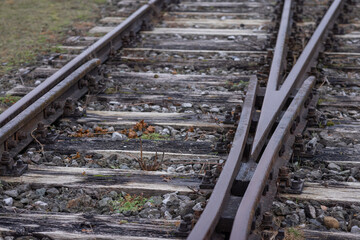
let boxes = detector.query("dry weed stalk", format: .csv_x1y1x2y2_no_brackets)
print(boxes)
126,138,165,171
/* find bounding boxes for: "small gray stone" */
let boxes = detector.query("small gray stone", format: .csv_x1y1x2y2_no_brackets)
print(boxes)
71,160,79,166
299,209,306,223
52,156,62,163
193,163,202,171
151,105,161,111
143,201,154,208
179,200,195,216
109,101,120,105
310,170,322,179
328,163,341,171
351,167,359,176
351,225,360,234
131,106,140,112
184,165,193,171
339,170,350,176
47,188,60,197
20,198,29,204
192,202,203,211
120,164,130,170
167,167,176,173
309,219,323,227
305,204,317,219
176,165,185,172
107,126,115,132
36,188,47,197
273,201,291,216
285,200,298,209
164,211,172,220
163,193,179,206
181,103,193,108
3,197,13,206
332,210,345,220
98,197,112,208
109,191,118,199
210,107,220,113
32,154,42,164
4,189,19,198
285,213,299,226
348,176,357,182
112,132,127,140
161,128,170,135
228,35,236,40
201,104,210,109
34,201,48,210
17,183,31,194
34,80,42,86
139,208,161,218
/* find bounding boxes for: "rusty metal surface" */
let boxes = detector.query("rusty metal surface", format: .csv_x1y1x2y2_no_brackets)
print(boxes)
0,59,100,145
251,0,344,158
187,76,258,240
229,77,315,240
0,59,100,174
0,0,174,129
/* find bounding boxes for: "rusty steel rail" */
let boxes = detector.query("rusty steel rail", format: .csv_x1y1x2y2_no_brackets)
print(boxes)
0,0,175,128
0,0,176,175
187,76,258,240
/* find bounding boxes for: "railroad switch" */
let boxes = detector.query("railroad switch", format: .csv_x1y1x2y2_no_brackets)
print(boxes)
0,151,28,176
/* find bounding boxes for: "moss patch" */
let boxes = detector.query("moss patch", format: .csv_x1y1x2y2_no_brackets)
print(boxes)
0,0,106,75
110,194,149,213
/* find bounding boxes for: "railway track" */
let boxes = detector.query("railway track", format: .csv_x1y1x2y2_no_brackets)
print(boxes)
0,0,359,239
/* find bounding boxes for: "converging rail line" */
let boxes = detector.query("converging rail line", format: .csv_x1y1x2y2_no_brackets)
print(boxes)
0,0,359,239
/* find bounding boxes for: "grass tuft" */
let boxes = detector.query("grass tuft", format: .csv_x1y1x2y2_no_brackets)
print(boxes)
0,95,21,106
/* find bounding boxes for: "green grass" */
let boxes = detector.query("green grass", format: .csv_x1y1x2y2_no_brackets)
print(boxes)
110,194,149,213
0,0,106,75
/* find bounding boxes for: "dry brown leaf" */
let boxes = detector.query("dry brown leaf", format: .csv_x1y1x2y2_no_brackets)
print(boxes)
147,125,155,133
187,126,194,132
128,129,137,138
